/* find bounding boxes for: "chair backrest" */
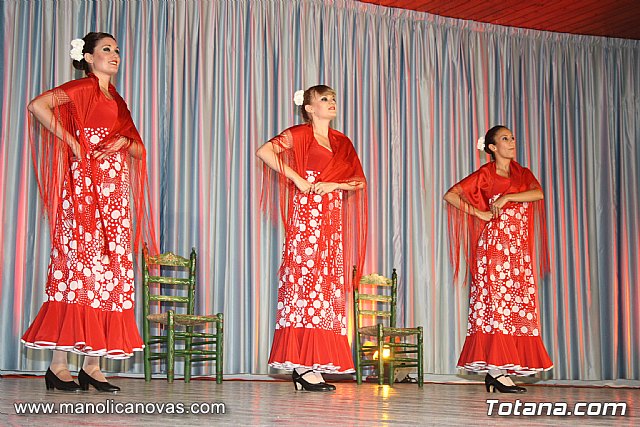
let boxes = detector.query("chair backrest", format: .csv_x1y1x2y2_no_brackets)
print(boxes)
142,244,197,318
353,267,398,330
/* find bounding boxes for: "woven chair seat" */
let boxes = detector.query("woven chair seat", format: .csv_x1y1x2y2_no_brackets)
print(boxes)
358,325,422,337
147,312,221,327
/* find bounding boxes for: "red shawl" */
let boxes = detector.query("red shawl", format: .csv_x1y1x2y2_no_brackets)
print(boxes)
446,160,549,283
29,74,157,256
261,123,368,291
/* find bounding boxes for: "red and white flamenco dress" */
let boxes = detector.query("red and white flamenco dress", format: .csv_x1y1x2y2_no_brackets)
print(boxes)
22,76,150,359
264,124,367,374
447,161,553,375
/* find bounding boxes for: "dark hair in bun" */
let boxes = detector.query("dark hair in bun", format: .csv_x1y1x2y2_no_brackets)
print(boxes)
483,125,507,160
72,32,116,75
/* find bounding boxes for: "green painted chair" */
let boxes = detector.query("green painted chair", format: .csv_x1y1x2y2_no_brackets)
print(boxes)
142,244,223,383
353,267,424,387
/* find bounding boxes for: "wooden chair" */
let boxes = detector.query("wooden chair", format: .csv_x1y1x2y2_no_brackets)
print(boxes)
142,244,223,383
353,267,424,387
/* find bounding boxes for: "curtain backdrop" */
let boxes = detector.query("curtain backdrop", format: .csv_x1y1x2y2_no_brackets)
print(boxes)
1,0,638,380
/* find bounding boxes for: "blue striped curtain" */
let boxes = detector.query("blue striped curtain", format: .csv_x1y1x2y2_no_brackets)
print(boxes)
1,0,638,380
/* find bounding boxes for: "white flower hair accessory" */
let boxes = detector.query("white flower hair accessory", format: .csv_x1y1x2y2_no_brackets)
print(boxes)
476,136,485,151
293,90,305,106
70,38,85,61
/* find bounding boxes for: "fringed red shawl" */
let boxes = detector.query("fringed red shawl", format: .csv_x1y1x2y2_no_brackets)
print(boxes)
446,161,549,282
29,74,157,256
261,123,368,291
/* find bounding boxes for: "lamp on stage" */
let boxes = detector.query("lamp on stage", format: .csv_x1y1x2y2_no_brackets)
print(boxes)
363,341,415,384
372,344,391,361
363,341,391,383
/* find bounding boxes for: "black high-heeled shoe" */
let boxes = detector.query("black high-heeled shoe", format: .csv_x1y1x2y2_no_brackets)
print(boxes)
502,372,528,392
292,370,333,392
484,373,525,393
319,373,337,390
45,368,83,392
78,369,121,392
512,383,527,393
322,381,337,391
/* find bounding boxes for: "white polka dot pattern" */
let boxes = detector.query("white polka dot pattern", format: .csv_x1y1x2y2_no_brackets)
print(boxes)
274,171,347,336
45,127,135,313
466,196,540,338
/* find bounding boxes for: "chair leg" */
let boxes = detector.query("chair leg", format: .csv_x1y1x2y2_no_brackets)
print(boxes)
143,331,151,382
216,315,223,384
388,357,395,387
355,332,362,385
184,326,193,383
377,325,384,386
389,337,398,386
167,311,175,383
418,327,424,388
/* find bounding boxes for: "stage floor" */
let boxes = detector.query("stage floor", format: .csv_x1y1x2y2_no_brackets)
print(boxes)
0,375,637,426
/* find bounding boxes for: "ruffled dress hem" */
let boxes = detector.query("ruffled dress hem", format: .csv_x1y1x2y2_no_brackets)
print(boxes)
269,327,354,373
269,361,355,374
458,361,553,376
21,301,143,360
21,340,143,360
457,332,553,375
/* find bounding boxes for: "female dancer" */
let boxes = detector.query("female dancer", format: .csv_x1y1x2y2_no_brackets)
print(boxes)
22,32,152,392
257,85,367,391
444,125,552,393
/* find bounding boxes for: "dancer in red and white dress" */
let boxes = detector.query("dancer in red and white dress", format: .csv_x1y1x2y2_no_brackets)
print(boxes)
444,125,552,393
22,32,154,392
257,85,367,391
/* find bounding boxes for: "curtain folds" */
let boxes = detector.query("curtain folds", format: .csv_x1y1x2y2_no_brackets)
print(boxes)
0,0,638,380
